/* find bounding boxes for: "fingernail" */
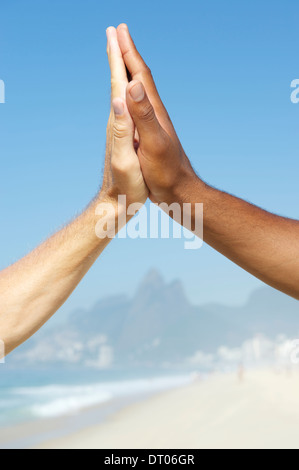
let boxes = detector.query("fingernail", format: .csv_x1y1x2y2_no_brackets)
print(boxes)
106,26,115,41
112,99,124,116
129,82,144,102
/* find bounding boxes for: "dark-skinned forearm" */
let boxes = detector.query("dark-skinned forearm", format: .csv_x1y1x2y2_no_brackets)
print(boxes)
175,172,299,300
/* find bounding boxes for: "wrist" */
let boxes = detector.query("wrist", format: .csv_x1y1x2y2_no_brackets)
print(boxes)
93,191,135,236
167,164,205,206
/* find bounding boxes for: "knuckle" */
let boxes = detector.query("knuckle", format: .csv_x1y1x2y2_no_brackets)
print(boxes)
122,47,131,62
112,122,127,139
139,103,155,123
142,64,152,78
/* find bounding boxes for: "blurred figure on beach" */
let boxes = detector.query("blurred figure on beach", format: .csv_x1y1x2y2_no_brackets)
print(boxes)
238,364,244,383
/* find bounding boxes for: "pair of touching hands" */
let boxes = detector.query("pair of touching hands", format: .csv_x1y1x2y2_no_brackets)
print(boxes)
2,23,298,360
0,26,200,357
101,27,299,302
102,24,197,210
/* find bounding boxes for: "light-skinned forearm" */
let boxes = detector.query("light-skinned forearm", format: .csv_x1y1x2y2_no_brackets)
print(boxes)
0,24,148,357
0,195,124,355
175,172,299,300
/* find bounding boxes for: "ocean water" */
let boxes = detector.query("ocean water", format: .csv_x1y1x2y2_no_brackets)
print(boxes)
0,367,192,428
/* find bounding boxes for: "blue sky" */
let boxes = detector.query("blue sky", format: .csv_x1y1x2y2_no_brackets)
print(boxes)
0,0,298,322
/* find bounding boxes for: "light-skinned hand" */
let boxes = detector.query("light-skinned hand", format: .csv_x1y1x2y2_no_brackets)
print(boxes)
101,26,149,209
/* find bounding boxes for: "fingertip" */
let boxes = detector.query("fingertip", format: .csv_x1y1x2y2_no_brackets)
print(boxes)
106,26,118,44
117,23,128,32
116,23,130,47
106,26,114,37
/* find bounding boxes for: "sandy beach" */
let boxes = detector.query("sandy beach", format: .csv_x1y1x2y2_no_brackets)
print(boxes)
31,369,299,449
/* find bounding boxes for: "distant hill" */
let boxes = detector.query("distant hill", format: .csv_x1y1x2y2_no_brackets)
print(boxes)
10,270,299,369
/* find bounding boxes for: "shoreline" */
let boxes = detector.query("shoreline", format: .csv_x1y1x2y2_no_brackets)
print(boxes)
35,369,299,449
0,371,193,449
0,371,194,449
0,391,158,449
2,369,299,449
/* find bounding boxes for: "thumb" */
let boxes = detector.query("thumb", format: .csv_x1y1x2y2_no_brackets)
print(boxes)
126,81,166,150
